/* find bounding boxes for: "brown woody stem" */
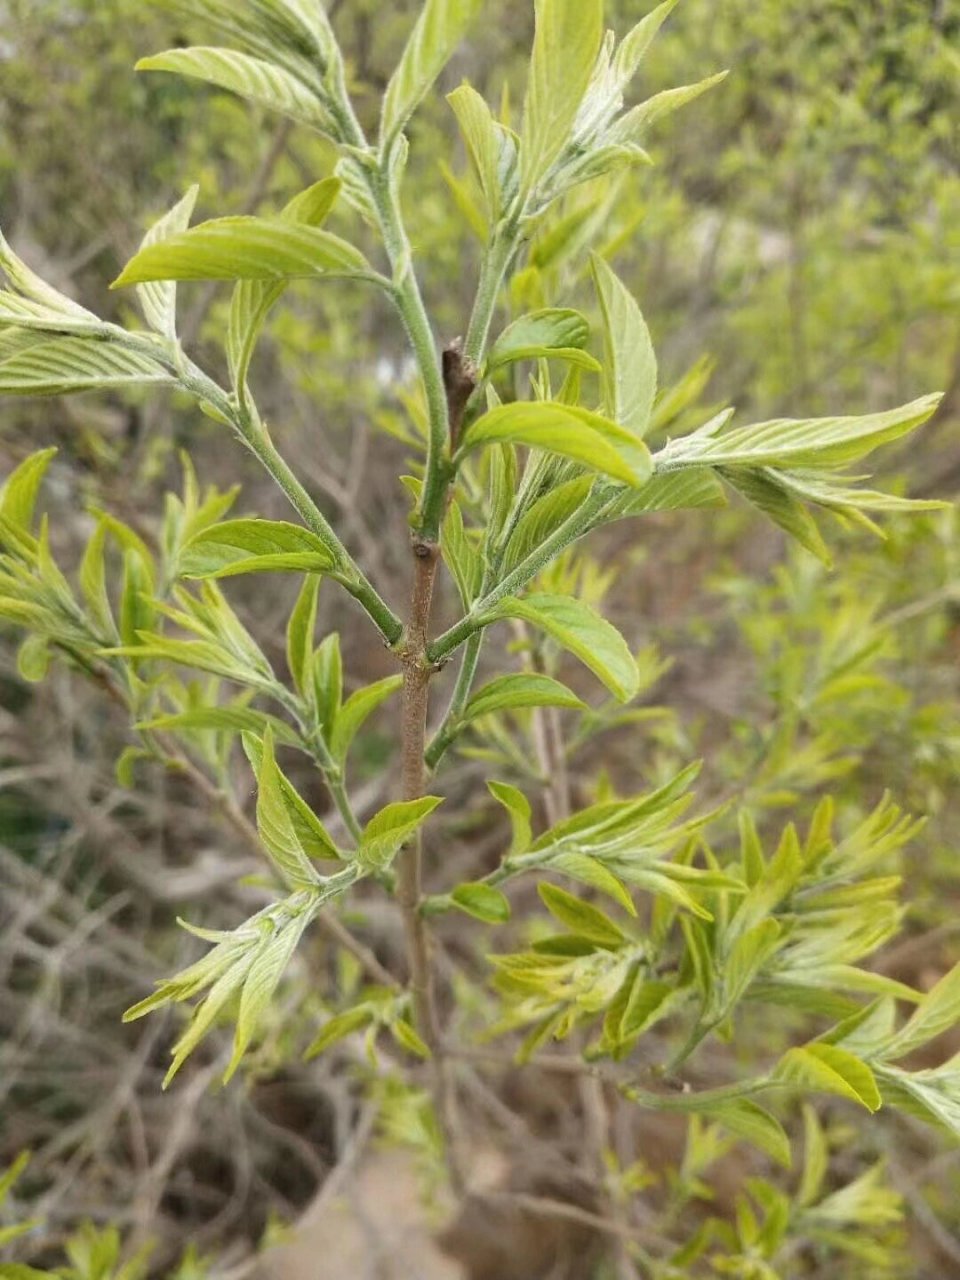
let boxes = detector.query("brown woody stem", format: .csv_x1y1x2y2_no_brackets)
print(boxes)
395,341,476,1192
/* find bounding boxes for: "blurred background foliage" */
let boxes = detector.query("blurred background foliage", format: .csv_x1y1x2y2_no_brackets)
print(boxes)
1,1,960,1276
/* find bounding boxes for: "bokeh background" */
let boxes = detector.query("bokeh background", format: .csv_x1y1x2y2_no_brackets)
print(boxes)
2,1,960,1276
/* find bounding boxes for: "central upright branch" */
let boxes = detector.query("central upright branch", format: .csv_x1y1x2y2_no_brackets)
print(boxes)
397,341,476,1188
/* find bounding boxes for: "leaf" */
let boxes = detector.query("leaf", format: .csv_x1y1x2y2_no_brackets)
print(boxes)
502,476,595,574
225,907,313,1080
442,500,484,607
136,185,200,338
0,448,56,532
613,0,681,87
312,633,342,737
620,976,676,1039
520,0,604,199
874,1063,960,1140
884,960,960,1061
451,882,511,923
329,675,403,764
488,309,598,373
137,47,333,130
381,0,483,145
590,254,657,439
667,393,943,472
139,705,302,747
610,71,729,144
538,881,626,948
391,1018,431,1058
229,177,342,391
462,673,585,723
610,469,726,520
255,729,339,880
179,519,337,578
721,467,831,564
484,593,639,701
776,1043,882,1112
488,780,533,857
0,337,172,396
358,796,444,872
704,1099,791,1169
305,1006,372,1058
461,402,652,488
448,82,500,213
286,574,320,696
550,852,636,915
798,1104,828,1207
113,217,371,287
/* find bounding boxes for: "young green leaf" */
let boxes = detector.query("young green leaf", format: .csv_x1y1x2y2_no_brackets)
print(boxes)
137,47,334,131
139,705,303,748
112,217,372,287
488,780,533,857
776,1043,882,1112
460,402,652,488
329,675,403,765
538,881,626,948
704,1099,792,1170
256,729,334,884
461,673,585,723
501,475,595,574
721,467,831,564
229,177,342,392
179,519,337,578
447,82,500,214
0,338,172,396
610,71,729,145
286,574,321,696
305,1006,372,1059
664,393,942,472
450,882,511,923
381,0,483,146
136,185,200,338
0,448,57,532
590,254,657,439
613,0,681,88
520,0,604,200
883,960,960,1061
358,796,444,872
487,309,600,373
484,593,639,701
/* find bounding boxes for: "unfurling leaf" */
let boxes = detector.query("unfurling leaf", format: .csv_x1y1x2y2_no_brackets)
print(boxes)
520,0,604,199
381,0,484,145
136,185,200,338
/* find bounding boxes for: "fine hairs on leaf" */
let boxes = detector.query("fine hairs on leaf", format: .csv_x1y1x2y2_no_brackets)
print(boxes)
0,0,956,1271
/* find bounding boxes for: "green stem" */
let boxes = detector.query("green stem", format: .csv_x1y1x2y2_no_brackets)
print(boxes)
424,627,483,770
175,356,404,646
622,1076,774,1112
463,230,515,366
369,170,451,543
273,685,363,843
428,488,617,664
